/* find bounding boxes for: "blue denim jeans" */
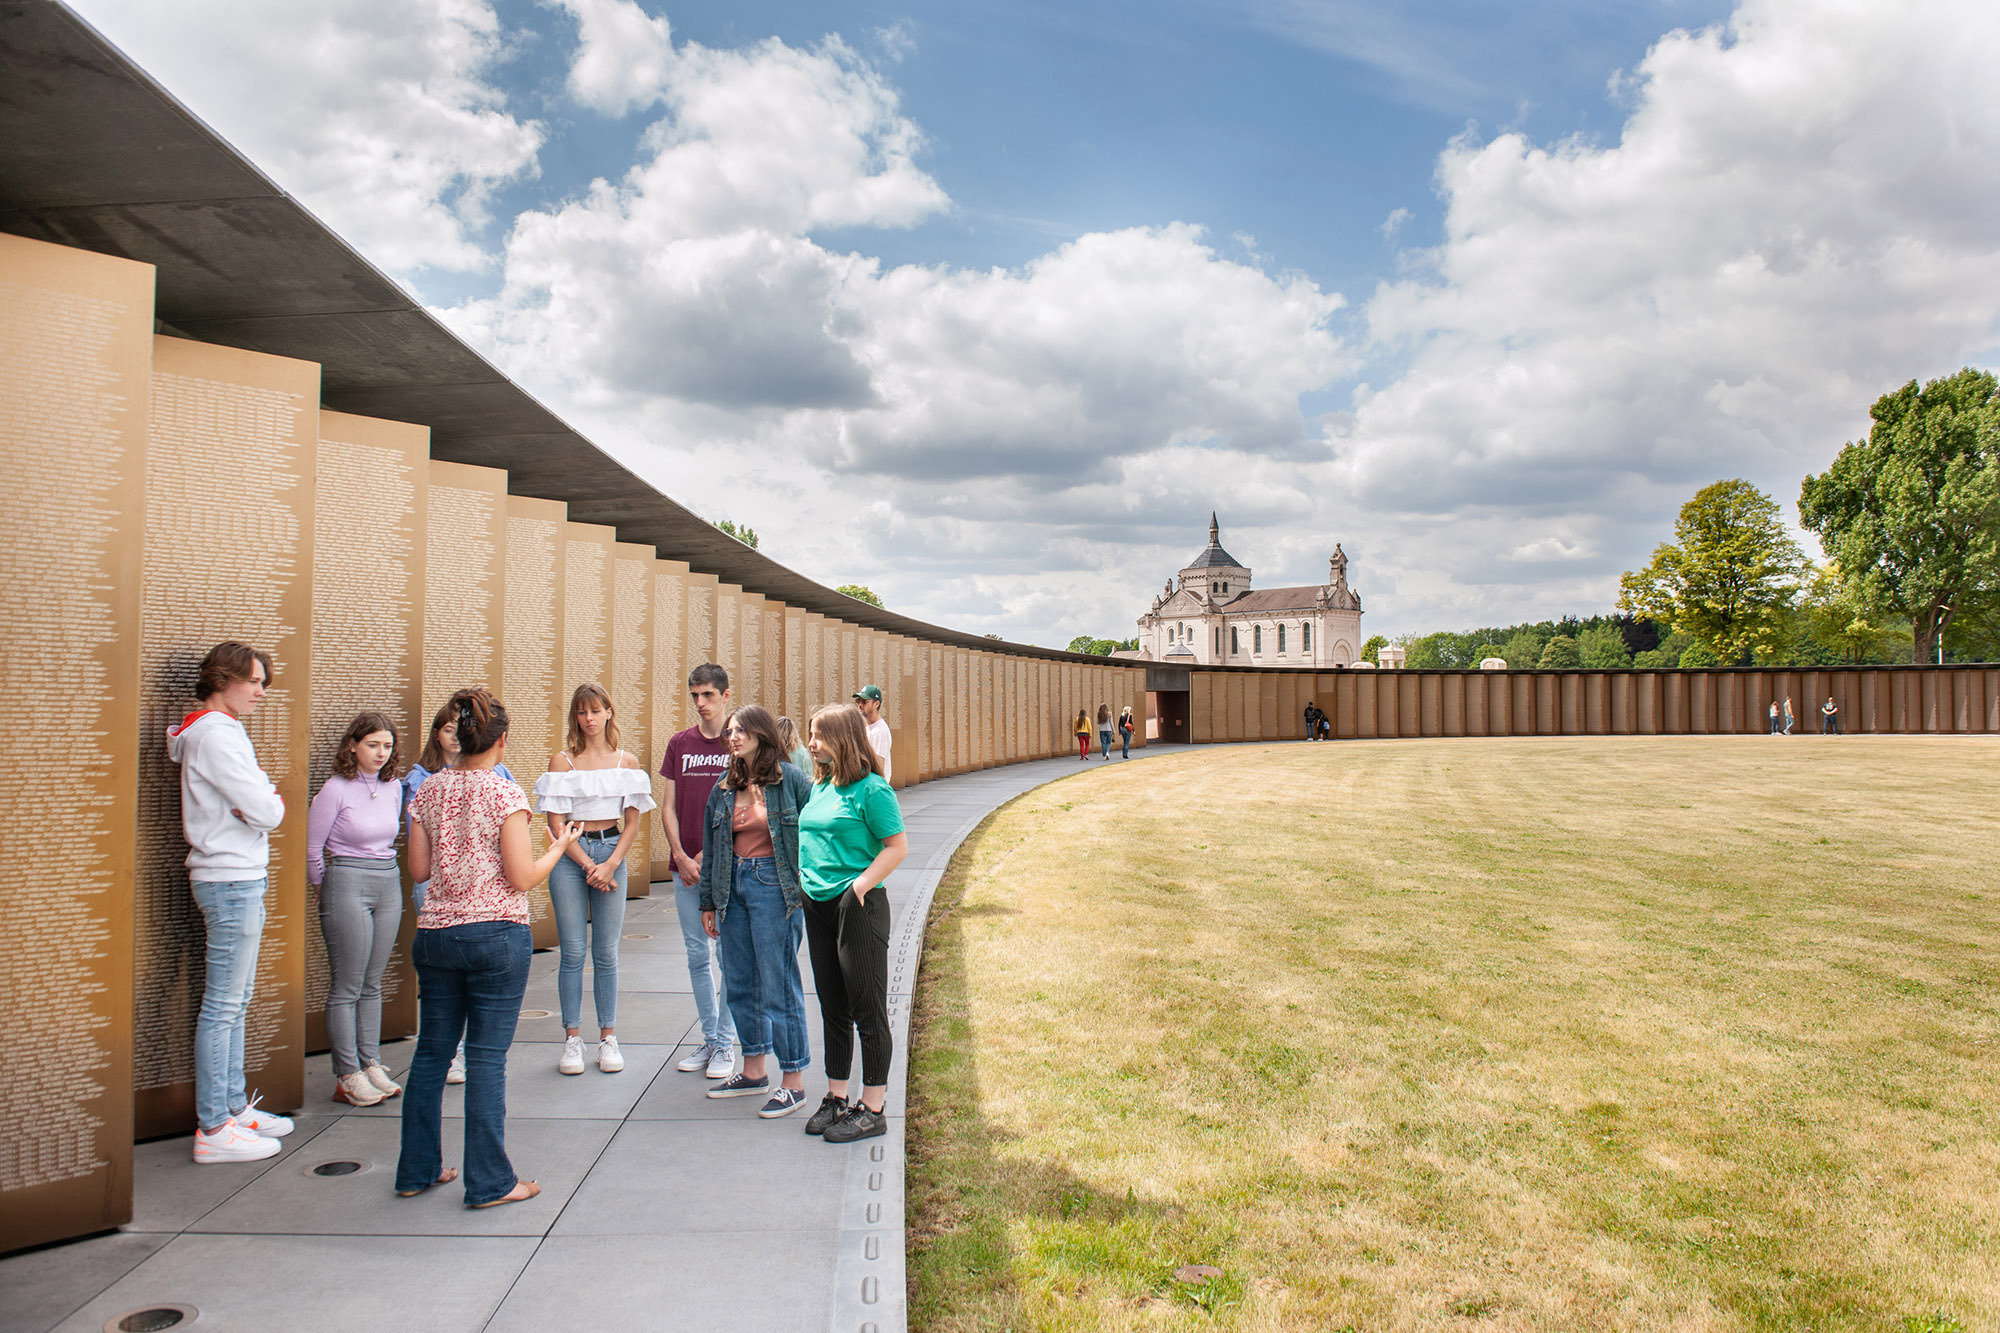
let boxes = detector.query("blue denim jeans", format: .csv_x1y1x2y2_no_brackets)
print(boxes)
398,920,531,1205
192,877,267,1132
675,876,736,1051
718,857,810,1072
1098,729,1112,757
1121,728,1131,757
548,831,626,1030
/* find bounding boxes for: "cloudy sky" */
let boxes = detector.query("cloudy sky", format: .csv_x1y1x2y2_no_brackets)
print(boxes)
72,0,2000,645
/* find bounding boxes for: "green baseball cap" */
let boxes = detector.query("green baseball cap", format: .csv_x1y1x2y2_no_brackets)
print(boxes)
852,684,884,702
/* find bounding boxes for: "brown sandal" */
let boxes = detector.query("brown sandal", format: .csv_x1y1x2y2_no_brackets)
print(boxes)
396,1168,458,1197
469,1180,540,1209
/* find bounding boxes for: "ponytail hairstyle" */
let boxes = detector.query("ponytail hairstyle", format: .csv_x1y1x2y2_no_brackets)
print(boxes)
723,705,787,791
808,703,881,786
566,682,621,755
331,710,401,781
449,687,509,758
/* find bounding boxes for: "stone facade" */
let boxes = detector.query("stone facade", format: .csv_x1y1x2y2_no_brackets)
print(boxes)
1135,515,1363,667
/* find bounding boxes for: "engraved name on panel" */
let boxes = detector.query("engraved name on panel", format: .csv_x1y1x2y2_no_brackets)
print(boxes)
613,544,654,893
504,497,566,946
0,237,151,1249
135,337,316,1136
650,561,689,882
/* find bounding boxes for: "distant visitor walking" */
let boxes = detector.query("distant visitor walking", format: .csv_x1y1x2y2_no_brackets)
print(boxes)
1119,705,1135,758
1783,696,1796,734
1073,708,1091,760
1096,703,1113,759
854,684,893,783
1769,700,1782,736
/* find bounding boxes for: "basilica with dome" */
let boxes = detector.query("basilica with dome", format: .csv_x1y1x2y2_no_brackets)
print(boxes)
1133,515,1363,668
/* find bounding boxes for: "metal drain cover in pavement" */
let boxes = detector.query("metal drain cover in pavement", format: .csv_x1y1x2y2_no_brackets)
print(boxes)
519,1008,552,1019
107,1307,195,1332
623,933,652,939
311,1160,365,1177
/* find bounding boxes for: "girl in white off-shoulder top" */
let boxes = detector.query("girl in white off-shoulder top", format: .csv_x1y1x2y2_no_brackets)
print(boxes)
532,683,657,1076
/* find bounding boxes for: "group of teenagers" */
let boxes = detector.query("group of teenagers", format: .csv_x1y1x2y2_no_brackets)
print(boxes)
170,640,908,1208
1072,702,1136,759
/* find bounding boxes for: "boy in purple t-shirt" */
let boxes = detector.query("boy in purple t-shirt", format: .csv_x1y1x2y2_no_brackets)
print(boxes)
660,662,737,1077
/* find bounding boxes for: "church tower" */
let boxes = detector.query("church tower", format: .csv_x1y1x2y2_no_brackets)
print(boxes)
1177,513,1251,602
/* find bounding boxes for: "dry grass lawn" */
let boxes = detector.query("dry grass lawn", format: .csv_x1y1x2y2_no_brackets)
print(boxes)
906,737,2000,1332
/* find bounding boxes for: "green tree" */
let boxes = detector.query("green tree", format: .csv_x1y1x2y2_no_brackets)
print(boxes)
1360,633,1388,665
1632,630,1694,668
1618,479,1803,663
1679,640,1719,668
836,584,883,608
1576,622,1631,669
1500,628,1543,670
1538,634,1581,668
1066,636,1138,656
1797,562,1903,663
1473,641,1504,663
714,518,758,548
1799,368,2000,664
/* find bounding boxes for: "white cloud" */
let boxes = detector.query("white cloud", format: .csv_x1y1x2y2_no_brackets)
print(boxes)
558,0,678,117
1330,0,2000,631
71,0,543,275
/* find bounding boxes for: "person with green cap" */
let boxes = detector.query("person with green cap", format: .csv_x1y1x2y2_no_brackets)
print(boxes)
853,684,892,784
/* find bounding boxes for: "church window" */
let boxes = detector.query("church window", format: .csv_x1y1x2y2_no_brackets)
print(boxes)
1230,626,1239,654
1254,625,1263,654
1302,623,1311,652
1278,624,1287,654
1215,627,1221,654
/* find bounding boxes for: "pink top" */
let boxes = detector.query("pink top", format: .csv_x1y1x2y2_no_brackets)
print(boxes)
305,773,403,884
408,768,531,929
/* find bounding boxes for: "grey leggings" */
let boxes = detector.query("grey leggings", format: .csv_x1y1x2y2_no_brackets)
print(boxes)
321,855,403,1076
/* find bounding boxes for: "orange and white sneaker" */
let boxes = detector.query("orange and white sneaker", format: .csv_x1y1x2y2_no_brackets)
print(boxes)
193,1119,281,1164
234,1095,295,1138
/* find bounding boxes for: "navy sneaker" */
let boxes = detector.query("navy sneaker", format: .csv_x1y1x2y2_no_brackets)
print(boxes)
705,1072,770,1099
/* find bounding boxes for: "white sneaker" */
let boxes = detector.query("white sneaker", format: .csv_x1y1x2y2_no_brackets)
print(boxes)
446,1044,467,1084
193,1119,281,1164
675,1042,715,1073
705,1046,735,1079
558,1034,585,1075
234,1096,294,1138
334,1071,384,1107
362,1064,402,1097
597,1036,624,1073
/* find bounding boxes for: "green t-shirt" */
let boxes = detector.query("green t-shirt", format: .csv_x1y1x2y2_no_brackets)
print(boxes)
799,773,905,901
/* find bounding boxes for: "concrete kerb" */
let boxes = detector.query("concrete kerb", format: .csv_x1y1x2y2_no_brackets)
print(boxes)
828,743,1195,1333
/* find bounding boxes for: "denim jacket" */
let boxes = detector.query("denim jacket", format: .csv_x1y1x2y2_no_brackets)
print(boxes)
697,761,813,918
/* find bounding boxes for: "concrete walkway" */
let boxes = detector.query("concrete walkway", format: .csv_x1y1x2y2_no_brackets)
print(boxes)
3,743,1189,1333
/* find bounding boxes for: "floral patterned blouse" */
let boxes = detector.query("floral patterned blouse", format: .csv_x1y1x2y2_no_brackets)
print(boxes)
408,767,531,929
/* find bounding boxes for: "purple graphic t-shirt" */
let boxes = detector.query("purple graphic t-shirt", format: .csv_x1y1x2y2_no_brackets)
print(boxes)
660,725,731,858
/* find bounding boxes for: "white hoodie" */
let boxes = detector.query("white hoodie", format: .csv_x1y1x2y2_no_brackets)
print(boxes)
165,710,286,881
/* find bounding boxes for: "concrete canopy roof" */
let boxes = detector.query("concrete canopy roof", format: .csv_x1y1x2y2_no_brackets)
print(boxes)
0,0,1109,664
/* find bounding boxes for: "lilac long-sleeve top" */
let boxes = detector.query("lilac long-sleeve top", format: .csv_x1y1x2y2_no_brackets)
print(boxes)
305,772,403,884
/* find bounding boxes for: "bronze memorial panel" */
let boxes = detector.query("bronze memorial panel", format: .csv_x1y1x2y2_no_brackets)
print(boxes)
505,496,567,949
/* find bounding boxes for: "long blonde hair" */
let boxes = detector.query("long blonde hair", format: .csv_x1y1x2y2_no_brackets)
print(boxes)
809,703,882,786
566,682,621,755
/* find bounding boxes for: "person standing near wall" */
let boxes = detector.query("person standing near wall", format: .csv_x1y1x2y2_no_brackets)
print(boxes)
661,663,739,1080
1822,696,1840,735
405,703,518,1086
699,705,815,1119
799,704,909,1143
169,641,295,1163
306,711,406,1109
853,684,893,783
400,688,581,1207
1119,706,1135,759
535,684,654,1077
1073,707,1091,760
1096,703,1114,759
1783,696,1796,735
1769,700,1782,736
779,715,810,771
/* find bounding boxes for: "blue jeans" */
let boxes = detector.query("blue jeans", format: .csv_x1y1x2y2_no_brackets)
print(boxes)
1121,728,1131,757
718,857,810,1072
398,920,531,1205
675,876,735,1050
1098,729,1112,757
192,877,266,1132
548,832,626,1030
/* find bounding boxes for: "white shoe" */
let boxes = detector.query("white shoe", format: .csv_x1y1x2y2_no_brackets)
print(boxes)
705,1046,735,1079
559,1035,585,1075
362,1064,402,1097
234,1096,294,1138
676,1042,715,1073
446,1045,467,1084
597,1036,624,1073
334,1071,385,1107
193,1119,281,1164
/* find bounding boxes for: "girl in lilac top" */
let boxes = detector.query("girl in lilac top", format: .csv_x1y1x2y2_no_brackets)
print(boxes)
306,711,406,1108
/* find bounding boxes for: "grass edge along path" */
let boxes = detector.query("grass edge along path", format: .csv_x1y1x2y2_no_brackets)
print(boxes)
905,737,2000,1332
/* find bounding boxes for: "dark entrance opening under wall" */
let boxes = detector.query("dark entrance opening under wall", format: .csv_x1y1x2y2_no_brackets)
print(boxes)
1149,690,1190,744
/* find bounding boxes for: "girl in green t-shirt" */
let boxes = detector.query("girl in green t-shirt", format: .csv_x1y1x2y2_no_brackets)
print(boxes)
797,703,909,1143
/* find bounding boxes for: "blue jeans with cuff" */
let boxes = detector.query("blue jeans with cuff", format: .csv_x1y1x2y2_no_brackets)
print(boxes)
718,856,810,1073
548,830,626,1030
675,875,736,1051
192,876,267,1132
398,920,531,1205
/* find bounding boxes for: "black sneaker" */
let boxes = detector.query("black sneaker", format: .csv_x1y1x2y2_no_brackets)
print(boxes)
822,1105,887,1143
804,1095,850,1136
705,1072,770,1099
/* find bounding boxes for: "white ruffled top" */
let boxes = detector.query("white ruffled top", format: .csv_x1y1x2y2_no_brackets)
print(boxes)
531,764,658,821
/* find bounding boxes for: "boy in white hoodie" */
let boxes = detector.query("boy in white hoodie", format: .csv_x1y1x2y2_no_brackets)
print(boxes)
166,641,295,1163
